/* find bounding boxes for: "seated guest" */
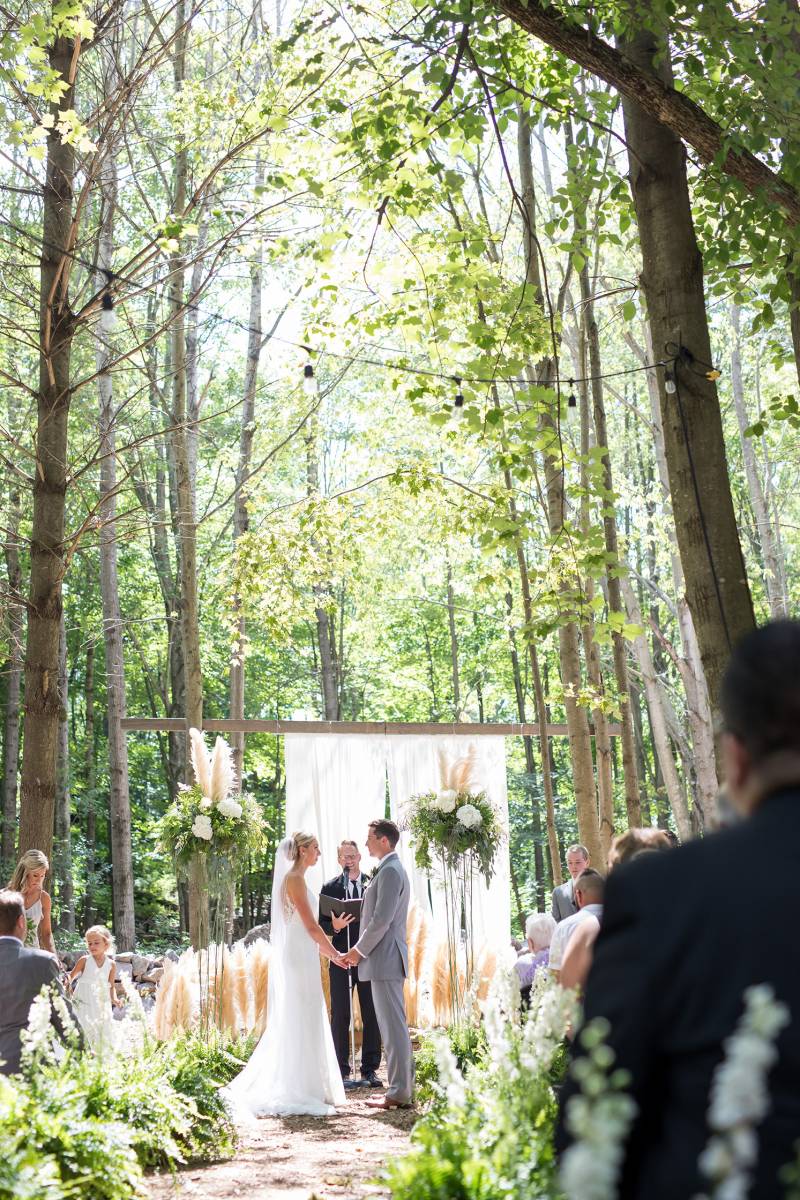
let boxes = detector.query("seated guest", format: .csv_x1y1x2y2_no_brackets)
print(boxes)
0,890,79,1074
551,844,590,922
558,620,800,1199
548,868,604,982
561,830,672,993
515,913,556,1007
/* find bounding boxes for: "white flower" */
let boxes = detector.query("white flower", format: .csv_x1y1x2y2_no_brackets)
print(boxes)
437,788,458,813
456,803,482,829
199,797,212,811
217,797,242,820
191,814,213,840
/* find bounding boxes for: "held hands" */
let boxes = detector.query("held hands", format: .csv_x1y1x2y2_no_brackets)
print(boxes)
341,948,363,968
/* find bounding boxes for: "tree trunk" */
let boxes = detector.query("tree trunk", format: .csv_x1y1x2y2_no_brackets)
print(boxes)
304,412,339,720
53,613,74,930
516,107,602,866
445,561,461,720
2,470,23,871
730,305,786,618
618,23,755,714
506,593,547,907
96,139,136,951
82,642,97,926
19,33,78,861
579,265,641,826
620,577,693,840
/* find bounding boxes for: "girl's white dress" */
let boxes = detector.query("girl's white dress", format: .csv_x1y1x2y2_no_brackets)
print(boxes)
73,954,115,1053
224,878,345,1117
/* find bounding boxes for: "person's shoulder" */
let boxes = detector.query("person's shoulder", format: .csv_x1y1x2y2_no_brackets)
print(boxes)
20,946,59,973
320,873,342,893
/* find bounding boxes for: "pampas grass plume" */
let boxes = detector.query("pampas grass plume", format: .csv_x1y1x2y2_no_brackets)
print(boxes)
209,736,235,803
231,942,251,1031
250,941,270,1035
152,960,175,1040
190,728,211,796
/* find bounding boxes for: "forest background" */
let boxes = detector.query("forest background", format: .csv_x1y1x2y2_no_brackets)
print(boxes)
1,0,797,950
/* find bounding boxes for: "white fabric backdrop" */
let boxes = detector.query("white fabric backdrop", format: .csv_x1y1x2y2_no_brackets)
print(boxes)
283,734,387,893
385,735,510,950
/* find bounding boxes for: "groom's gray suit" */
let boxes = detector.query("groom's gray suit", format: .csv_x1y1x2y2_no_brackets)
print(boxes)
354,851,413,1104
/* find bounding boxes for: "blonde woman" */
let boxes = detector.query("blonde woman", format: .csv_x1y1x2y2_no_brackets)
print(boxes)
8,850,56,957
224,832,347,1117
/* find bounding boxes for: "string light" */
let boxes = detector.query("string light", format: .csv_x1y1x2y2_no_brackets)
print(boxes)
566,380,577,416
451,376,464,421
302,361,317,396
664,369,677,395
99,270,116,333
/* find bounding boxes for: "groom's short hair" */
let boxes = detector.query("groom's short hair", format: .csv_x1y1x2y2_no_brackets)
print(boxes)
0,889,25,935
369,819,400,848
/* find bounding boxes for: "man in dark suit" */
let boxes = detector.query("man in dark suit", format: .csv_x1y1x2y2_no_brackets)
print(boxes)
0,889,79,1074
551,844,590,922
320,839,382,1086
558,620,800,1199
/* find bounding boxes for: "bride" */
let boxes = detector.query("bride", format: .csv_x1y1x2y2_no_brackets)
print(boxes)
224,831,347,1117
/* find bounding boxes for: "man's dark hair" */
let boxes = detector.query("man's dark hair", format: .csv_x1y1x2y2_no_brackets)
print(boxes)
369,818,400,848
721,620,800,763
574,867,605,901
0,888,25,935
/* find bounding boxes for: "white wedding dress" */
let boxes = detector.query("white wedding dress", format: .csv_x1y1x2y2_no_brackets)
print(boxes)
224,841,346,1118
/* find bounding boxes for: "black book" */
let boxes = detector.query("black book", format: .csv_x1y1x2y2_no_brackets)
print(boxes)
318,894,362,920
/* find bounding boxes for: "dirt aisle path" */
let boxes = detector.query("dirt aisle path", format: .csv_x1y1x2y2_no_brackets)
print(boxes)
147,1093,416,1200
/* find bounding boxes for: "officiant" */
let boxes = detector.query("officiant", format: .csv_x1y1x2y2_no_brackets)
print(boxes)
319,839,382,1087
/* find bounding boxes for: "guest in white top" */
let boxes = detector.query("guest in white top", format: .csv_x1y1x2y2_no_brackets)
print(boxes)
7,849,57,958
549,868,604,980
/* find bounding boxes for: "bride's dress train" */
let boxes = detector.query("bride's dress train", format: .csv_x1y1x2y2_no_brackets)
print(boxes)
224,856,345,1117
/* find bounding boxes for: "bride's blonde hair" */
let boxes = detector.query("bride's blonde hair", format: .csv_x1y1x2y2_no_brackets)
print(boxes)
288,831,316,861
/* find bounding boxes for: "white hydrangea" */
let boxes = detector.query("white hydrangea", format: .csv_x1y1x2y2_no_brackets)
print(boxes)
217,797,243,820
456,803,482,829
436,788,458,813
191,813,213,840
199,797,212,811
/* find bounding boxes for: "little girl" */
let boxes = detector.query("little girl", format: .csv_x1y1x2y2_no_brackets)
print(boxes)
69,926,119,1053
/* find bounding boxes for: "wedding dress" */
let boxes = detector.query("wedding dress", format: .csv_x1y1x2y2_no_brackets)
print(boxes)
224,838,346,1117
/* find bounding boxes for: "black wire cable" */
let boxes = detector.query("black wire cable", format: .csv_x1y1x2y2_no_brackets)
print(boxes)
671,355,732,651
4,215,671,389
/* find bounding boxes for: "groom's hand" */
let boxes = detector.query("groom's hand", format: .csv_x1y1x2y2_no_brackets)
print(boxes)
342,948,363,967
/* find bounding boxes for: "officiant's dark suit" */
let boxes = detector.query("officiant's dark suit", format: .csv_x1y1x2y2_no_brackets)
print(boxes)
320,868,382,1081
558,620,800,1200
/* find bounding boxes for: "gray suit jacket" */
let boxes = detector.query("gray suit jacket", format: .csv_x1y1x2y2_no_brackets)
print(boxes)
0,937,72,1074
354,852,409,982
552,879,578,923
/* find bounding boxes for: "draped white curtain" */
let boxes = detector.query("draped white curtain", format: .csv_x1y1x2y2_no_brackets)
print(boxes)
385,735,510,950
283,733,510,947
283,734,386,892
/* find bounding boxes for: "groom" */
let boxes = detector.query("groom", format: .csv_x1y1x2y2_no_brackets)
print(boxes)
340,819,414,1109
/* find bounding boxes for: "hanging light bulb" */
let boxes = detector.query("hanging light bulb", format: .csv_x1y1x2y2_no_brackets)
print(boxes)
303,361,317,396
99,289,116,333
565,380,577,417
451,376,465,421
664,368,677,395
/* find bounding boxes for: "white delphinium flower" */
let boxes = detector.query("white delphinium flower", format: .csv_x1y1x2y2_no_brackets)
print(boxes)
191,813,213,840
560,1019,637,1200
431,1030,468,1109
456,803,482,829
217,796,243,820
695,984,789,1200
437,788,458,814
520,972,578,1076
483,967,519,1079
51,989,80,1044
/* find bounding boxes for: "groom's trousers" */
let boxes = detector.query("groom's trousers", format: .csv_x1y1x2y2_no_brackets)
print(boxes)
370,977,414,1104
329,961,382,1077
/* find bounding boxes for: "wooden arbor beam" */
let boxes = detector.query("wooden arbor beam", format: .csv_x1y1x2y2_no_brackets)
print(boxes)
121,717,622,736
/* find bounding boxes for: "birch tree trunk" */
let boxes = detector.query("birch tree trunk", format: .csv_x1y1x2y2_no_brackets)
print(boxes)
304,412,339,720
19,31,78,859
82,642,97,926
96,130,136,951
730,304,786,618
446,561,461,720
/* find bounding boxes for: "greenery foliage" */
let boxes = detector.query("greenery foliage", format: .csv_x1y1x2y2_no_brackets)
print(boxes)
157,783,266,873
407,790,503,883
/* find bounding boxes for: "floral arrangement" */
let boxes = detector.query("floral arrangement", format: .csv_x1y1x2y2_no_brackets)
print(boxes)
406,747,503,883
158,729,265,871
